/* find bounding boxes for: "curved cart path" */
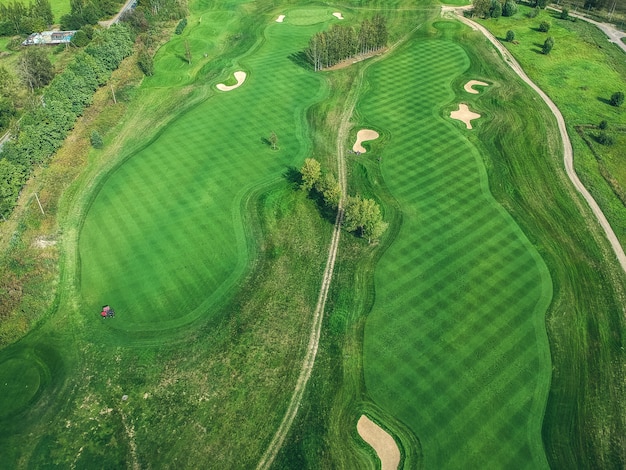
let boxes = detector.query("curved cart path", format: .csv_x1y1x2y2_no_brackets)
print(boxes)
450,9,626,273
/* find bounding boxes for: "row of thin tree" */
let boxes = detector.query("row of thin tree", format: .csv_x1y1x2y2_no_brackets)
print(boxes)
305,15,388,71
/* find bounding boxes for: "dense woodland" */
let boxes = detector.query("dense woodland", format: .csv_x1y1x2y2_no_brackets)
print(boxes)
305,16,388,71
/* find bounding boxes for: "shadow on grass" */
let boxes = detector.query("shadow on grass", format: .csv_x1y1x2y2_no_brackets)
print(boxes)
288,51,314,71
597,96,613,105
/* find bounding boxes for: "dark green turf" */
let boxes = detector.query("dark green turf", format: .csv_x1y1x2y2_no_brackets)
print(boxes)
359,35,552,468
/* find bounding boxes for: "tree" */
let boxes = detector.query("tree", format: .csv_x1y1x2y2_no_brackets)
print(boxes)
490,0,502,18
506,30,515,42
542,36,554,54
175,17,187,34
137,48,154,76
0,158,26,216
597,132,614,146
610,91,624,107
472,0,491,18
17,48,54,92
0,98,16,130
343,195,387,243
300,158,321,191
316,173,341,209
269,131,278,150
502,0,517,17
90,130,103,148
560,8,569,20
539,21,551,32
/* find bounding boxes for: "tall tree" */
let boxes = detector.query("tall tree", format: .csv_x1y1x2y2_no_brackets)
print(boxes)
300,158,321,191
343,195,387,243
17,48,54,92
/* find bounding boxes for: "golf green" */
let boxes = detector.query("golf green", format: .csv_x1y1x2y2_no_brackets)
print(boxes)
360,33,552,468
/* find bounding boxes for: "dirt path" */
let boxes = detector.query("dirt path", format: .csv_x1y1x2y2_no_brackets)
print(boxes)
449,9,626,273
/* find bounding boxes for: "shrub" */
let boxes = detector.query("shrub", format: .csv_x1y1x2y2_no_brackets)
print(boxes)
175,18,187,35
560,8,569,20
539,21,551,32
490,1,502,18
506,30,515,42
542,36,554,54
610,91,624,107
599,120,608,130
527,7,539,18
90,130,103,148
137,49,154,76
597,132,614,146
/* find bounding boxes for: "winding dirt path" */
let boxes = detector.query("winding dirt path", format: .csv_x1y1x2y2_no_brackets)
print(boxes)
450,9,626,273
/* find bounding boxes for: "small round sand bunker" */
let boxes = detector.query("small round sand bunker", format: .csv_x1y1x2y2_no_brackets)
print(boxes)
216,71,246,91
276,14,285,23
353,129,379,153
357,415,400,470
450,104,481,129
464,80,489,94
333,12,344,19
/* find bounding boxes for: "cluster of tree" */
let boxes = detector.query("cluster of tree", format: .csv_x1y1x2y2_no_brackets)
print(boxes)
0,24,134,217
300,158,341,209
0,0,53,36
472,0,517,19
584,0,611,10
61,0,123,30
343,195,388,244
305,16,388,71
300,158,387,242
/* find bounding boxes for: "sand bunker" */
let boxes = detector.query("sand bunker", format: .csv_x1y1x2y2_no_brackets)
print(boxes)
275,14,285,23
464,80,489,94
216,71,246,91
333,12,344,19
450,104,481,129
353,129,379,153
357,415,401,470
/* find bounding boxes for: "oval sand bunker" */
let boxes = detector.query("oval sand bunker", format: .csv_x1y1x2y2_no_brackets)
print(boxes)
216,71,246,91
353,129,379,153
275,14,285,22
450,104,481,129
357,415,401,470
464,80,489,94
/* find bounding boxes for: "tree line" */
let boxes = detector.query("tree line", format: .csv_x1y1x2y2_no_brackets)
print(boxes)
300,158,387,243
305,15,388,71
0,0,53,35
0,24,134,217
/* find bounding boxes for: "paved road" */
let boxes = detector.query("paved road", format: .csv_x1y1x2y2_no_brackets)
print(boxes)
446,8,626,273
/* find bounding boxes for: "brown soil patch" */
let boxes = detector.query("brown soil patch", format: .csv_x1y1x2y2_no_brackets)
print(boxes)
450,103,481,129
216,71,246,91
353,129,379,153
357,415,400,470
464,80,489,94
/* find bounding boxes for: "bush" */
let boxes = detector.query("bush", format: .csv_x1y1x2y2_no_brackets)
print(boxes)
502,0,517,17
599,120,608,130
539,21,551,32
597,132,614,146
90,130,103,148
137,48,154,76
560,8,569,20
610,91,624,107
175,18,187,35
490,1,502,18
71,29,91,47
506,30,515,42
527,7,539,18
542,36,554,54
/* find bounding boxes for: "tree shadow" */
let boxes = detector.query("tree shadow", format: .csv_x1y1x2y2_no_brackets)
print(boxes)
282,167,337,223
261,136,271,147
597,96,612,105
283,166,302,187
288,51,313,71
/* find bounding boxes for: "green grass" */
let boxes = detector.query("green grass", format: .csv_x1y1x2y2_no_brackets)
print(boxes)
356,33,551,469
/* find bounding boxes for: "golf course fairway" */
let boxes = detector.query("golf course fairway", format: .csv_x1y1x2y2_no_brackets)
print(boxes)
359,28,552,468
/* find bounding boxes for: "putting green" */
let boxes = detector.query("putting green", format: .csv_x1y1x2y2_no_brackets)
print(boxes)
360,33,552,468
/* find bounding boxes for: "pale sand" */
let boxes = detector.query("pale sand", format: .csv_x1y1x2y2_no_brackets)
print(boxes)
353,129,379,153
216,71,246,91
276,14,285,23
450,104,481,129
464,80,489,94
357,415,401,470
333,12,344,19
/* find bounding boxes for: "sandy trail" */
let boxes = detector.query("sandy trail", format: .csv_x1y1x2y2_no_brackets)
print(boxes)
450,104,481,129
357,415,401,470
275,14,285,23
333,12,344,19
448,8,626,272
353,129,379,153
464,80,489,94
216,71,246,91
